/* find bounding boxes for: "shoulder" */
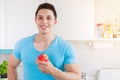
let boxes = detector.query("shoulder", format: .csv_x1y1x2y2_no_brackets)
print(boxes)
15,34,35,46
56,36,73,49
18,34,35,42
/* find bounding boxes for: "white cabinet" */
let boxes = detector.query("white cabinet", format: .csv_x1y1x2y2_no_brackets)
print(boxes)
0,0,5,49
51,0,95,40
2,0,95,49
5,0,39,49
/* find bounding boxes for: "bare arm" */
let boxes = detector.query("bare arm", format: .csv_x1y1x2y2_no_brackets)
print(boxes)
51,64,82,80
36,59,82,80
8,54,21,80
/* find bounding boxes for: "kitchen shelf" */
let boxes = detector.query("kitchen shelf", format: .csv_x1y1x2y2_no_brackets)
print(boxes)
90,39,120,48
94,38,120,41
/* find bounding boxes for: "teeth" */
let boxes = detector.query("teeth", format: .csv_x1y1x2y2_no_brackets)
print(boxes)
41,26,47,29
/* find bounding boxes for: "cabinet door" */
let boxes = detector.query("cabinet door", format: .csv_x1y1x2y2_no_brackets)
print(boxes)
0,0,5,49
50,0,95,40
5,0,95,49
5,0,35,49
5,0,46,49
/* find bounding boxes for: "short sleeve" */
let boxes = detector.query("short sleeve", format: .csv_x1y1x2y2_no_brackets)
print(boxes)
12,40,22,60
64,43,78,65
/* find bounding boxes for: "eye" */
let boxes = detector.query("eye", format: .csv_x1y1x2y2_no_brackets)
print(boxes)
37,16,43,20
47,16,52,20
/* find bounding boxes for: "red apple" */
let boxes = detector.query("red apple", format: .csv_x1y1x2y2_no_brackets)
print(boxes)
38,54,48,62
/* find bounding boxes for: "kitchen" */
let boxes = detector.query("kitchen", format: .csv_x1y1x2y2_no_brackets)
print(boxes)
0,0,120,80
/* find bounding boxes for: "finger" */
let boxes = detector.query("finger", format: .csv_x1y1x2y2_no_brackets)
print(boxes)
35,59,40,64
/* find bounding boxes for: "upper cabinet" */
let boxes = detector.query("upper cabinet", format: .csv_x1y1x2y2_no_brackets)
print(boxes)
50,0,95,40
95,0,120,39
5,0,39,49
0,0,5,49
1,0,95,49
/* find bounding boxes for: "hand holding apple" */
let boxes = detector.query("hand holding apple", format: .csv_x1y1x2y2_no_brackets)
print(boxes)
36,54,56,74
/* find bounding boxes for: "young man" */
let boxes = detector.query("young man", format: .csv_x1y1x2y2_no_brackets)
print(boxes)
8,3,82,80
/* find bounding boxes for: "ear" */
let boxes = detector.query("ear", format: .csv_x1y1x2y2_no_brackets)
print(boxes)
54,19,57,24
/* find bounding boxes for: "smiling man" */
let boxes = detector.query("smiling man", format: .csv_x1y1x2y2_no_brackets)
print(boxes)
8,3,82,80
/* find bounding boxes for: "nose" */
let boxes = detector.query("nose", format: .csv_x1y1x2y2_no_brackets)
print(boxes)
43,18,47,24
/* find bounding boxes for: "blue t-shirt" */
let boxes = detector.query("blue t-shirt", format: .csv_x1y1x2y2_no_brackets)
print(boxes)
13,34,78,80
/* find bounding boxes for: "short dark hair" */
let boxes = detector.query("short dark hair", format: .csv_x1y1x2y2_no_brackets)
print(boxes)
35,3,57,19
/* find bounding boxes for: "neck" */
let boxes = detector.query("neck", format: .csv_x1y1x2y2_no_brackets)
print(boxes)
35,33,55,43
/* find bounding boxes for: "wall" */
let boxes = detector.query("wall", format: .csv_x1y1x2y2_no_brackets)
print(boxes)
71,41,120,80
1,41,120,80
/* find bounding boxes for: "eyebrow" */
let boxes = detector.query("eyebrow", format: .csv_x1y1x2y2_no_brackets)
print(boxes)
37,14,52,17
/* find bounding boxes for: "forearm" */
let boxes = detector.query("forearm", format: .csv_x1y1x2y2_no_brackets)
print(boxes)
8,66,18,80
51,67,82,80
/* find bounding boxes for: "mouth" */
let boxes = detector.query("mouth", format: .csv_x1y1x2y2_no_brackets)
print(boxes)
40,25,48,30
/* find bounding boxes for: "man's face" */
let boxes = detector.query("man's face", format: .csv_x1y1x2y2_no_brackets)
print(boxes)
35,9,57,34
